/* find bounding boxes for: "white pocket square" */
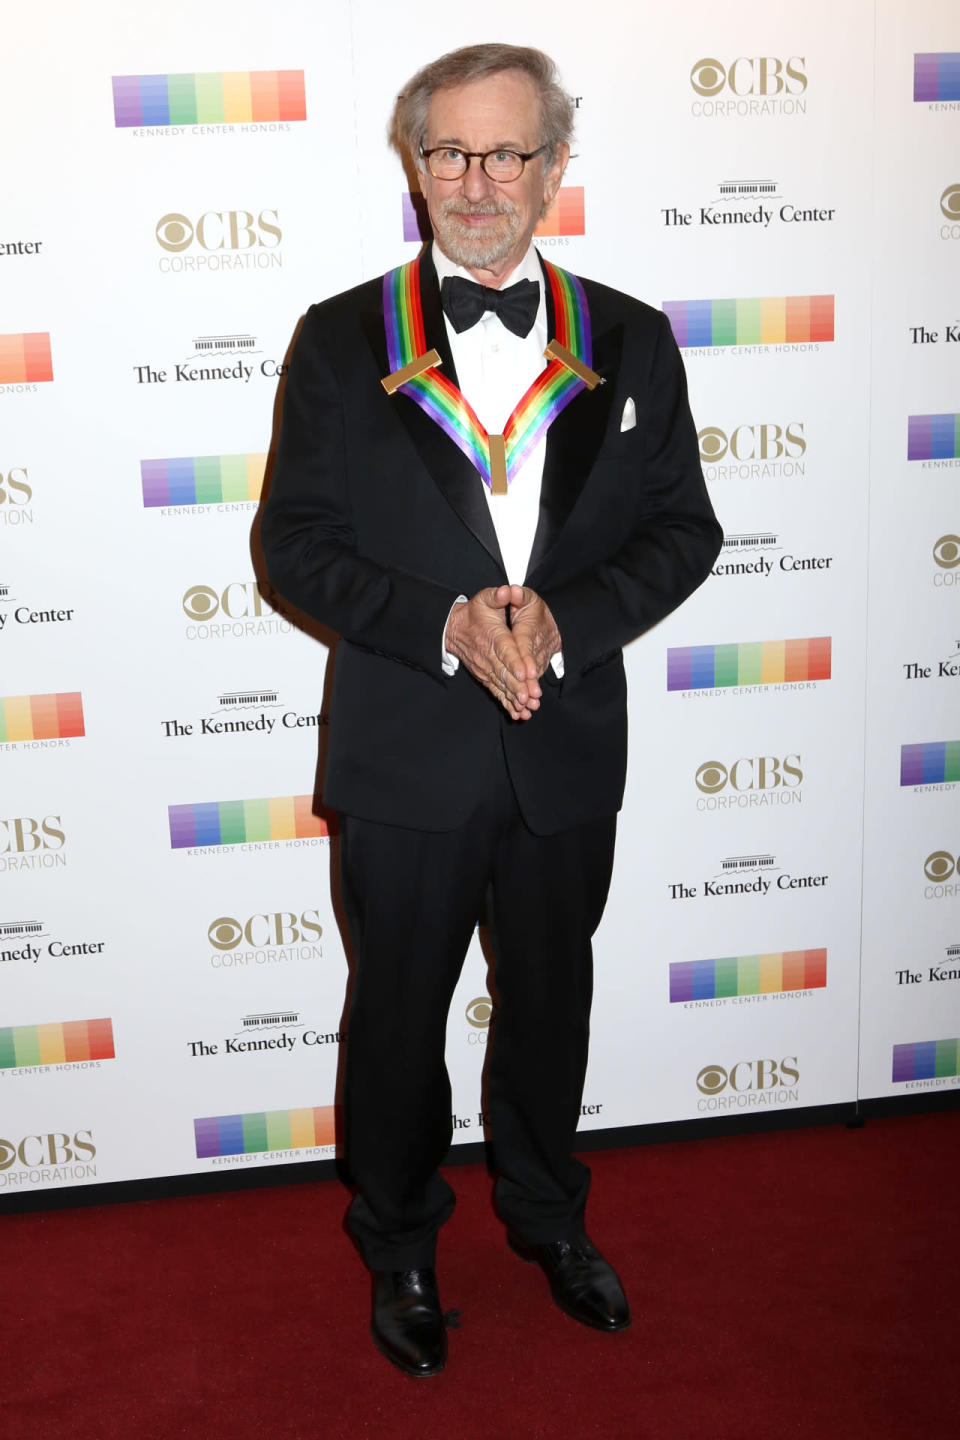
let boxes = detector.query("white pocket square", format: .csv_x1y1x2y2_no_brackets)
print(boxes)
620,397,636,432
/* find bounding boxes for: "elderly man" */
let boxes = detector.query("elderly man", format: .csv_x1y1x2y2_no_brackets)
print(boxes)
261,43,721,1376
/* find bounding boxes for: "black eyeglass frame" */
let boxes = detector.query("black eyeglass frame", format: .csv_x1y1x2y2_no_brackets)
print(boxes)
419,144,549,181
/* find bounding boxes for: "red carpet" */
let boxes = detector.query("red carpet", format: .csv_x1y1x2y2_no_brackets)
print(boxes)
5,1112,957,1439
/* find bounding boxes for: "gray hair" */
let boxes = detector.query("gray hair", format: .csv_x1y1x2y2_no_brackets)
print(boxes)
391,43,575,168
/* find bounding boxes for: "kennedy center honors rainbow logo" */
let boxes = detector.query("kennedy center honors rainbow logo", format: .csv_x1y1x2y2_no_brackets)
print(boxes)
112,71,306,127
169,797,328,848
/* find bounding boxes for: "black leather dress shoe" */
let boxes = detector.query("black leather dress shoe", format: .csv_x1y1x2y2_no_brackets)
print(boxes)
510,1235,631,1331
370,1267,450,1377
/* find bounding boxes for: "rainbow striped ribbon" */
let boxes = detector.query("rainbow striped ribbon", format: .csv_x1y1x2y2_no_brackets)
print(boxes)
382,259,592,490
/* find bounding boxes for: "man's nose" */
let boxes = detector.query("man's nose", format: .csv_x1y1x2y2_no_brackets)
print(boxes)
460,156,496,201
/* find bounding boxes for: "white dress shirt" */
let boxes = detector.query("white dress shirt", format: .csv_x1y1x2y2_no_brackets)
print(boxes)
433,242,563,677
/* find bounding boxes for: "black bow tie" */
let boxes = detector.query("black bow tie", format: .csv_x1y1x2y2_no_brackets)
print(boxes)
441,275,540,338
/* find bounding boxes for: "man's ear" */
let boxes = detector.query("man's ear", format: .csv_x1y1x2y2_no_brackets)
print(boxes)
542,142,570,211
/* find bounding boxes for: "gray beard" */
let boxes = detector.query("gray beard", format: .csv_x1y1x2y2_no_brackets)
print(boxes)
432,198,523,272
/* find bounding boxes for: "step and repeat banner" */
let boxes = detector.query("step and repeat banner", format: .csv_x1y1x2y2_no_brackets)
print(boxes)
2,0,957,1197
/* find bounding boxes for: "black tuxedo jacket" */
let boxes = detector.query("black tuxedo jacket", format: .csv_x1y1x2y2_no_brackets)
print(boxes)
260,249,722,835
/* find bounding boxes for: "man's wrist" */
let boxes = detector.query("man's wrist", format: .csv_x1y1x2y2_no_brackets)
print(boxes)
441,595,469,675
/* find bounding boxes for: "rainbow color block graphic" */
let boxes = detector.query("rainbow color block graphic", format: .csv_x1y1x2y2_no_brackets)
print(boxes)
670,949,827,1002
667,637,831,691
0,1018,115,1070
900,741,960,786
194,1106,335,1157
914,53,960,101
112,71,306,127
908,414,960,461
535,187,585,237
0,693,84,743
662,297,834,348
169,796,328,849
892,1038,960,1082
402,185,585,243
0,333,53,384
141,454,267,508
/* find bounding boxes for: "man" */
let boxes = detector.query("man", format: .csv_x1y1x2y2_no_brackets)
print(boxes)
260,43,721,1376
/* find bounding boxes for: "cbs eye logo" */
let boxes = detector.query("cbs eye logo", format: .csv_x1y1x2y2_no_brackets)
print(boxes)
695,761,727,793
156,215,194,252
924,852,958,882
696,1064,727,1094
690,59,727,96
465,996,493,1028
698,427,727,460
933,535,960,569
183,585,220,619
209,917,243,950
940,186,960,221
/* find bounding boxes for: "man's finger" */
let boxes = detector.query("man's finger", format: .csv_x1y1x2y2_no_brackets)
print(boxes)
467,647,536,718
461,644,529,708
461,646,519,694
510,622,549,678
474,584,512,612
517,645,543,683
486,674,531,721
494,641,541,704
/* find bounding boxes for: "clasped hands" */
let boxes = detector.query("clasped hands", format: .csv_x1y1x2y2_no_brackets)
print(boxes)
445,584,561,722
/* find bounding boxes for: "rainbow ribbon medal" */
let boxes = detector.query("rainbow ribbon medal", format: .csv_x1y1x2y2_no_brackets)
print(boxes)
381,259,600,495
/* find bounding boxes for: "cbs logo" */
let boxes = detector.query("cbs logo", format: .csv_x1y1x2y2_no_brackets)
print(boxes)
690,57,807,97
0,468,32,505
924,852,958,882
940,185,960,221
0,1131,95,1169
696,1058,799,1094
695,757,802,793
155,210,281,253
0,816,65,854
465,996,492,1028
698,424,805,464
183,582,276,621
466,995,493,1044
208,911,323,950
933,535,960,569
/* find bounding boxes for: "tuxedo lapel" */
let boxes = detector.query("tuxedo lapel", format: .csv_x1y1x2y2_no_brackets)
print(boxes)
361,248,504,571
361,252,621,581
526,273,622,577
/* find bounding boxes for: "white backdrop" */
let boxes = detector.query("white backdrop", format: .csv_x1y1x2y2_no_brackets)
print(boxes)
2,0,958,1196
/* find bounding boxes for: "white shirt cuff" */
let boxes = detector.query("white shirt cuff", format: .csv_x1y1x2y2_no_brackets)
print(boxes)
550,651,564,679
442,596,469,675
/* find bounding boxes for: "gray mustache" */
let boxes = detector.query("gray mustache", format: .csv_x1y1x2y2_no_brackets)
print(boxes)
441,202,515,217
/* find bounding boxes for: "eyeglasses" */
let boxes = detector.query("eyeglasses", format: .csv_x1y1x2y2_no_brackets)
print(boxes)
420,145,548,183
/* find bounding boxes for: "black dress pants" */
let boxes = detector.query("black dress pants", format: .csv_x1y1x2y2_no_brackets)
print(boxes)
338,742,617,1270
